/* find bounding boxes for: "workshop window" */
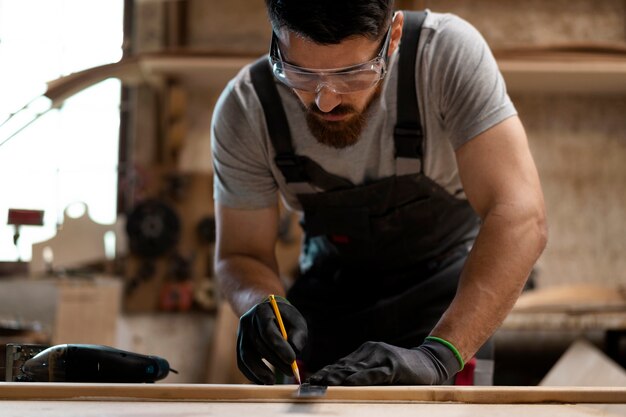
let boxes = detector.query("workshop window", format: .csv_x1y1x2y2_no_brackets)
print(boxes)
0,0,123,261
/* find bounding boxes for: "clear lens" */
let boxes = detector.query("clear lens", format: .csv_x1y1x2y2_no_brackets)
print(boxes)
270,58,385,94
268,25,390,94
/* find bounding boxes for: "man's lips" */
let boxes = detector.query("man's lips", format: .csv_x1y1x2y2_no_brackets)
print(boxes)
315,112,352,122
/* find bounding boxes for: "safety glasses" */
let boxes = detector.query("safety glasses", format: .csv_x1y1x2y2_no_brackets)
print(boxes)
268,26,392,94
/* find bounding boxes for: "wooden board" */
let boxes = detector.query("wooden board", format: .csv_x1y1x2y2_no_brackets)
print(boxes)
512,285,626,313
502,284,626,331
540,339,626,416
1,383,626,404
502,310,626,331
541,339,626,387
1,384,626,417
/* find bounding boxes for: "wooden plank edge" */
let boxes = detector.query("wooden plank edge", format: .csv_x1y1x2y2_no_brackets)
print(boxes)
0,384,625,404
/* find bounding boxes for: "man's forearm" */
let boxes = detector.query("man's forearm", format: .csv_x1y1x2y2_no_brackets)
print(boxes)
430,202,548,362
215,254,286,317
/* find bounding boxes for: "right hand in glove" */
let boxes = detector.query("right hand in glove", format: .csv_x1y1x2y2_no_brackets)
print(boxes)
237,296,308,384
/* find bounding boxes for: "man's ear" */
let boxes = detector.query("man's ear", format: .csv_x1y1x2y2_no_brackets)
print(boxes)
388,11,404,57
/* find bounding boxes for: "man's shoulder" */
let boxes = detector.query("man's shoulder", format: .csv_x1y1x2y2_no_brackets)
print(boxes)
415,10,492,75
422,11,475,33
218,62,257,105
213,60,265,126
420,11,485,48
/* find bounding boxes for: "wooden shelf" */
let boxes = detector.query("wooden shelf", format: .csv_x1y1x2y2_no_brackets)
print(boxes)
498,58,626,94
495,45,626,94
43,47,626,106
138,51,626,94
142,54,626,94
140,55,254,90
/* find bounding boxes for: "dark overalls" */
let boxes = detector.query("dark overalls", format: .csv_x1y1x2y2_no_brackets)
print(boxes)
250,12,492,383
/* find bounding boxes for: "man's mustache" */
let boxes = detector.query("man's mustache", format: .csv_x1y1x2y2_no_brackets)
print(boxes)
308,104,357,119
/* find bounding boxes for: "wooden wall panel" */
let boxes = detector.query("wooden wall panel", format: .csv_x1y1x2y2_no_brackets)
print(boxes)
187,0,270,54
514,94,626,288
184,0,626,52
422,0,626,48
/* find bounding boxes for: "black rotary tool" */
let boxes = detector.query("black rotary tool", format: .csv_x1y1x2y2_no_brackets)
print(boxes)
20,344,177,383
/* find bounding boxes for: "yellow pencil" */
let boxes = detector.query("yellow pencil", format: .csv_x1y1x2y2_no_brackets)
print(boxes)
268,294,302,384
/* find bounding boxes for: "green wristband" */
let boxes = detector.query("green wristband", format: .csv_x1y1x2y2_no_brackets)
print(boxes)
425,336,465,371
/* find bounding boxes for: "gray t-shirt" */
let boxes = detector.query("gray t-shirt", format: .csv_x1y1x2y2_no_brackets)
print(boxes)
211,11,517,212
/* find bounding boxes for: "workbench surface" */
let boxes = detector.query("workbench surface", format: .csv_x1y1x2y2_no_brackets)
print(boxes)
1,383,625,417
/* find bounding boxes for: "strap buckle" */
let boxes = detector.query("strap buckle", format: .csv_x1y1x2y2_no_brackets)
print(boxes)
394,124,423,159
274,154,308,183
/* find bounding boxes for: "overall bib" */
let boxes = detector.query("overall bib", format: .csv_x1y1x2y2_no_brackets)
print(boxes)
251,12,491,380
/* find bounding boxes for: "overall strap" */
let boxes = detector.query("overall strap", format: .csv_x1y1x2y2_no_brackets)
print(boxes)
395,10,427,176
249,57,353,193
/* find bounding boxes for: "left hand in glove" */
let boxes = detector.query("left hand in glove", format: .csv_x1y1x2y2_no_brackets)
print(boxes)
307,338,463,386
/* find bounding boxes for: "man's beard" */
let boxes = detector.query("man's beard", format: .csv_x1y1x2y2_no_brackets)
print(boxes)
304,85,382,149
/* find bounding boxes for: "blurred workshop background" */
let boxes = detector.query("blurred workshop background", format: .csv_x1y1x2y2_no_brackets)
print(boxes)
0,0,625,386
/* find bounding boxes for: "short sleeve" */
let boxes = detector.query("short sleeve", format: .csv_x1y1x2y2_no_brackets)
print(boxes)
427,15,517,149
211,76,278,209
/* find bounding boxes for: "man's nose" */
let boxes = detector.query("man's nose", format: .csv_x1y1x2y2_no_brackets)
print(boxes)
315,84,342,113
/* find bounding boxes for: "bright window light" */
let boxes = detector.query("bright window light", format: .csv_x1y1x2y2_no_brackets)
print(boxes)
0,0,124,261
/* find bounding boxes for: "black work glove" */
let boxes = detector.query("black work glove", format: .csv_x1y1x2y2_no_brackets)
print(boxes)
237,296,308,384
308,339,462,386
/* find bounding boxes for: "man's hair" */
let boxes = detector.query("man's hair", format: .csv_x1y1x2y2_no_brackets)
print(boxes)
264,0,394,44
